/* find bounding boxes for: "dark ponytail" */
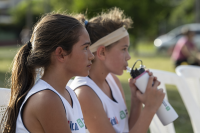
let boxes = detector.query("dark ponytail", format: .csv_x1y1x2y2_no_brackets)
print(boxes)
1,43,35,133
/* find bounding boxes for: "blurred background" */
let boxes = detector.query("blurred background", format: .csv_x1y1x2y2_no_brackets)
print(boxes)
0,0,200,132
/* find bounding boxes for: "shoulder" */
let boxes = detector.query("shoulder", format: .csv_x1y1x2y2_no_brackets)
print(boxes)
70,76,88,89
74,83,116,133
74,85,101,105
33,89,61,103
178,37,187,45
110,73,126,101
27,89,66,116
23,89,71,132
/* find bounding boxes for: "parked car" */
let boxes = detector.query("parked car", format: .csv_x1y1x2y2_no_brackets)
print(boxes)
154,23,200,53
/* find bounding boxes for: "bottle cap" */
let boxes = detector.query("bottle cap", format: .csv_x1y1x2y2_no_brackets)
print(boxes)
130,67,145,78
130,59,146,79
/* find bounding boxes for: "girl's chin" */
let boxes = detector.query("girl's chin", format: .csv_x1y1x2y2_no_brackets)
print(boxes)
75,71,89,77
81,72,90,77
113,71,124,76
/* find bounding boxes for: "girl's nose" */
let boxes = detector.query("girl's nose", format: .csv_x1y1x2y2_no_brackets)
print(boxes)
126,52,131,61
89,50,95,60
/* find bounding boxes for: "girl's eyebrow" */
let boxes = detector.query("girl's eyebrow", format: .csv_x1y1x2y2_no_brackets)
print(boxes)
82,42,91,46
123,44,129,47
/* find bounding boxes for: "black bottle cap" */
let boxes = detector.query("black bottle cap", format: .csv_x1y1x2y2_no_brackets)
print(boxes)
130,67,145,79
130,59,146,79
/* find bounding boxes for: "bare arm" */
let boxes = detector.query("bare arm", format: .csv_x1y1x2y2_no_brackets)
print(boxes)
75,86,116,133
23,90,72,133
181,45,191,57
182,44,200,61
129,74,165,133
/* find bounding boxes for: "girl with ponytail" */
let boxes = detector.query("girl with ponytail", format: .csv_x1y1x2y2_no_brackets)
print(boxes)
1,13,94,133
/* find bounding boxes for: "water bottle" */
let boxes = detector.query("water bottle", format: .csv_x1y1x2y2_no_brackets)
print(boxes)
127,59,178,126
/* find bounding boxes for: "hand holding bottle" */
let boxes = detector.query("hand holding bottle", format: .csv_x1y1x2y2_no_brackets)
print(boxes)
136,74,165,113
127,59,178,126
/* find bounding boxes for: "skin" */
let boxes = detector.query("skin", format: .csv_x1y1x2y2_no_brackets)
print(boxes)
181,32,200,64
22,28,94,133
75,35,165,133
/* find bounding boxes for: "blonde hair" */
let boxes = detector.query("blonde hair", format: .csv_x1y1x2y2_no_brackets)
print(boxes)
77,7,133,45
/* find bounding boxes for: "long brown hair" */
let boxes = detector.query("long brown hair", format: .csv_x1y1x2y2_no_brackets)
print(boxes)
0,13,85,133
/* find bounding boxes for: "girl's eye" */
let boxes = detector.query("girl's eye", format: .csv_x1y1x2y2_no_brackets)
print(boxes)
123,48,127,51
84,46,89,50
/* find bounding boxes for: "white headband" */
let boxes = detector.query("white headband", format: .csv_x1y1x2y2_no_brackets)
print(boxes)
89,27,129,52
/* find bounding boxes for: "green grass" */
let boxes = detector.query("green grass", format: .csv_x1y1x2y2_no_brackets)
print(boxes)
137,41,156,54
0,45,20,87
0,44,193,133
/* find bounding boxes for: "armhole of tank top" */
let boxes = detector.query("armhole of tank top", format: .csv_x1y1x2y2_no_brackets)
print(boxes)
107,74,122,103
105,79,118,103
20,88,67,132
73,85,104,105
65,87,73,108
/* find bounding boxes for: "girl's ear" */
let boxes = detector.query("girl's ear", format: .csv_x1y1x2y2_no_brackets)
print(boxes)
54,46,67,62
96,46,106,60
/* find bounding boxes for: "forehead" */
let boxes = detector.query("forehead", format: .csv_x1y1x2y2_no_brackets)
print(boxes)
73,28,90,47
79,28,90,40
112,35,130,47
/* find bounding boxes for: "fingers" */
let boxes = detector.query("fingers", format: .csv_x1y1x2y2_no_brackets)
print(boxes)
158,89,165,101
136,90,144,102
146,70,158,82
147,75,154,89
158,88,165,97
153,76,157,81
158,88,163,92
129,78,139,93
146,69,153,76
152,80,160,89
128,78,136,87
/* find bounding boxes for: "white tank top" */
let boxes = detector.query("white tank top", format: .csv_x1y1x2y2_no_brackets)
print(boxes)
16,79,86,133
70,73,129,133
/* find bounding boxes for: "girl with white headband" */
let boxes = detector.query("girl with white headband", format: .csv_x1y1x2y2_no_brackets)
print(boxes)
70,8,165,133
1,13,94,133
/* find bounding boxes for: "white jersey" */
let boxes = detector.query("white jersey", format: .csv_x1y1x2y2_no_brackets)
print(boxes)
16,79,86,133
70,73,129,133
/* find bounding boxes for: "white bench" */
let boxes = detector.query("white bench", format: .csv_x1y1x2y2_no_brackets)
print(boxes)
0,88,11,122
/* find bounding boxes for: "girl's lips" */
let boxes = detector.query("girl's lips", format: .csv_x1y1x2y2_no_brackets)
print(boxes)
87,64,92,67
124,66,128,70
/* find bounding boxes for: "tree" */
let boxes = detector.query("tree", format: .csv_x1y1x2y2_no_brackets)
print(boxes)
10,0,46,29
169,0,195,26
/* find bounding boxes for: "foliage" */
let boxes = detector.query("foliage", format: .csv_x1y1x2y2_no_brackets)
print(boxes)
169,0,195,25
70,0,174,39
7,0,198,45
9,0,175,40
10,0,45,29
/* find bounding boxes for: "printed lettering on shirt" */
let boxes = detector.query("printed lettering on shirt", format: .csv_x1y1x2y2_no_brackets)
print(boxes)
81,118,87,129
67,118,84,131
77,118,84,128
68,121,79,131
109,117,119,125
120,111,126,119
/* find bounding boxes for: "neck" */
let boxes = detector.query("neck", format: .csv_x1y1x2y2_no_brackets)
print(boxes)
89,61,109,87
42,65,72,94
